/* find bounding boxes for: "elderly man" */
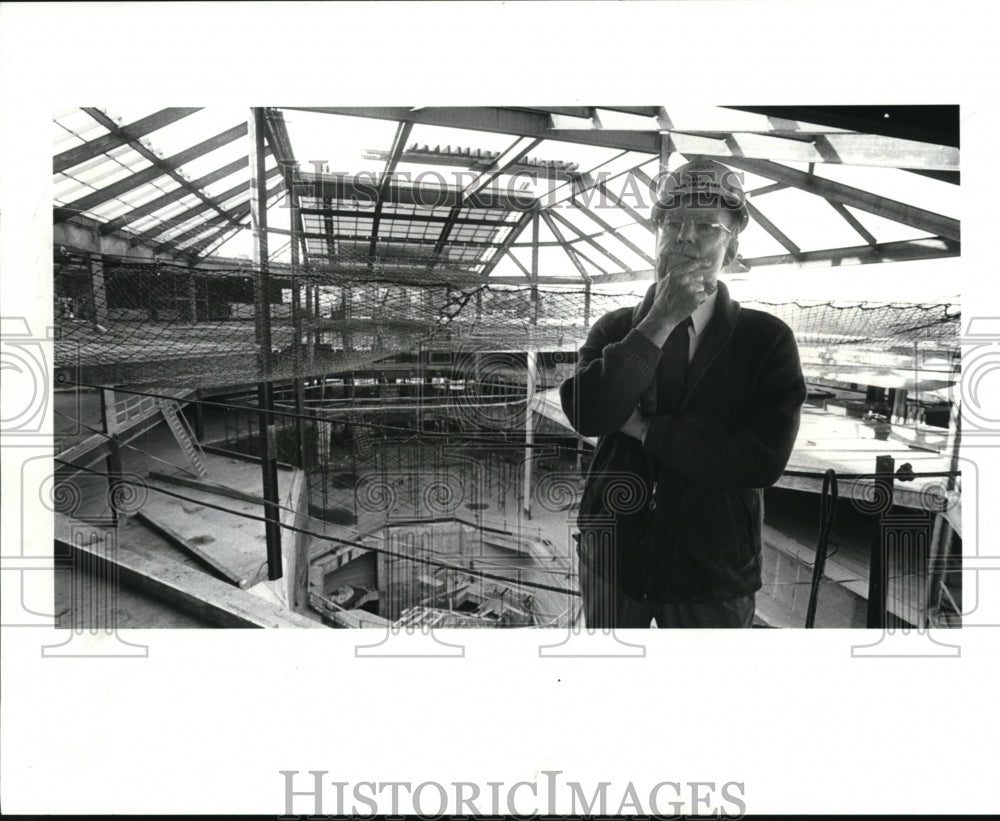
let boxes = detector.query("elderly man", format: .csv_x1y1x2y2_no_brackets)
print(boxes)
560,157,806,628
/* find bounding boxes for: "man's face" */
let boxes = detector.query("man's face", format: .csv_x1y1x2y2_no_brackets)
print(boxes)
654,198,739,290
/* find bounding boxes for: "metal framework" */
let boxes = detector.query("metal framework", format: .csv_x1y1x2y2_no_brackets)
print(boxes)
53,105,960,281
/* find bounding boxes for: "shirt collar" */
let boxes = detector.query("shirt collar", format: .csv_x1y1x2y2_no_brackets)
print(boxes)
690,288,718,335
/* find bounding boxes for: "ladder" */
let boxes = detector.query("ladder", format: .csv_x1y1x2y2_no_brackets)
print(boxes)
159,399,208,478
347,410,375,460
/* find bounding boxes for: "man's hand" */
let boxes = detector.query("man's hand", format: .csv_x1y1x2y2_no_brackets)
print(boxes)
637,257,711,347
619,405,651,442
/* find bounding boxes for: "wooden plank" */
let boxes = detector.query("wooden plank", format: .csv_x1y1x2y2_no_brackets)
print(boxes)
748,182,788,197
55,433,112,475
55,514,321,628
301,207,521,227
147,469,269,507
134,510,245,586
588,268,655,284
200,444,298,472
56,399,170,474
501,247,532,278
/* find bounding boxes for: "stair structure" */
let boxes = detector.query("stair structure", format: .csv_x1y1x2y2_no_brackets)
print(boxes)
159,398,209,478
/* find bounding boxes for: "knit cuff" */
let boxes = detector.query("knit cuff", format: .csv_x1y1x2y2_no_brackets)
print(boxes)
617,327,663,381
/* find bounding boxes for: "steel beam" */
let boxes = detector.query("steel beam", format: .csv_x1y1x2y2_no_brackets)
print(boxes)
155,176,282,253
54,107,201,173
480,211,535,279
594,181,655,232
83,108,243,238
58,123,250,220
569,202,655,266
541,210,591,283
284,106,661,153
370,121,414,260
720,156,960,242
547,208,630,271
744,200,801,257
133,165,280,246
100,157,249,236
294,172,534,212
827,199,878,246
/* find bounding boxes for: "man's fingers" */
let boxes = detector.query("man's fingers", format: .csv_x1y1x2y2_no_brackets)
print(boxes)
664,258,708,278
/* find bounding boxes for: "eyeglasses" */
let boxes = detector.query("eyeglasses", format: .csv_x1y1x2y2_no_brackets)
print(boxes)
662,218,735,240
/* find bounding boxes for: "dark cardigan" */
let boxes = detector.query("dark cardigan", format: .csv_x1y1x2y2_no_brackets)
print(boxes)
560,281,807,602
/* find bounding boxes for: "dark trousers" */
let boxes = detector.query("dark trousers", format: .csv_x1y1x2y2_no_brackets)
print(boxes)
579,556,755,629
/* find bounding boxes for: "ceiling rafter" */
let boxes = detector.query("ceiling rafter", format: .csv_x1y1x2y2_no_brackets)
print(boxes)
568,202,655,266
546,208,631,272
154,176,283,254
294,172,534,212
423,136,541,277
720,156,960,242
594,181,655,232
480,210,535,279
56,122,251,222
184,180,286,258
133,166,281,246
461,136,542,200
82,108,243,236
739,237,959,270
301,208,519,228
283,107,662,153
503,247,533,279
54,107,202,174
541,210,591,283
748,182,788,197
563,243,610,277
100,156,249,236
304,233,506,250
365,145,577,181
744,201,801,258
262,107,309,267
826,200,877,246
370,121,414,261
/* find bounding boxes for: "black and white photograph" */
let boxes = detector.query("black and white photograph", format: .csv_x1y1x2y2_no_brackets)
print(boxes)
45,103,963,633
2,2,998,816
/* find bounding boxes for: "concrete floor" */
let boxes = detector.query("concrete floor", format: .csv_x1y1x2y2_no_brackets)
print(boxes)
52,382,958,630
53,401,301,628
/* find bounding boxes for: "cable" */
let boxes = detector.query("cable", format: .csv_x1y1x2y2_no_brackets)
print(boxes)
53,457,581,597
806,469,838,628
